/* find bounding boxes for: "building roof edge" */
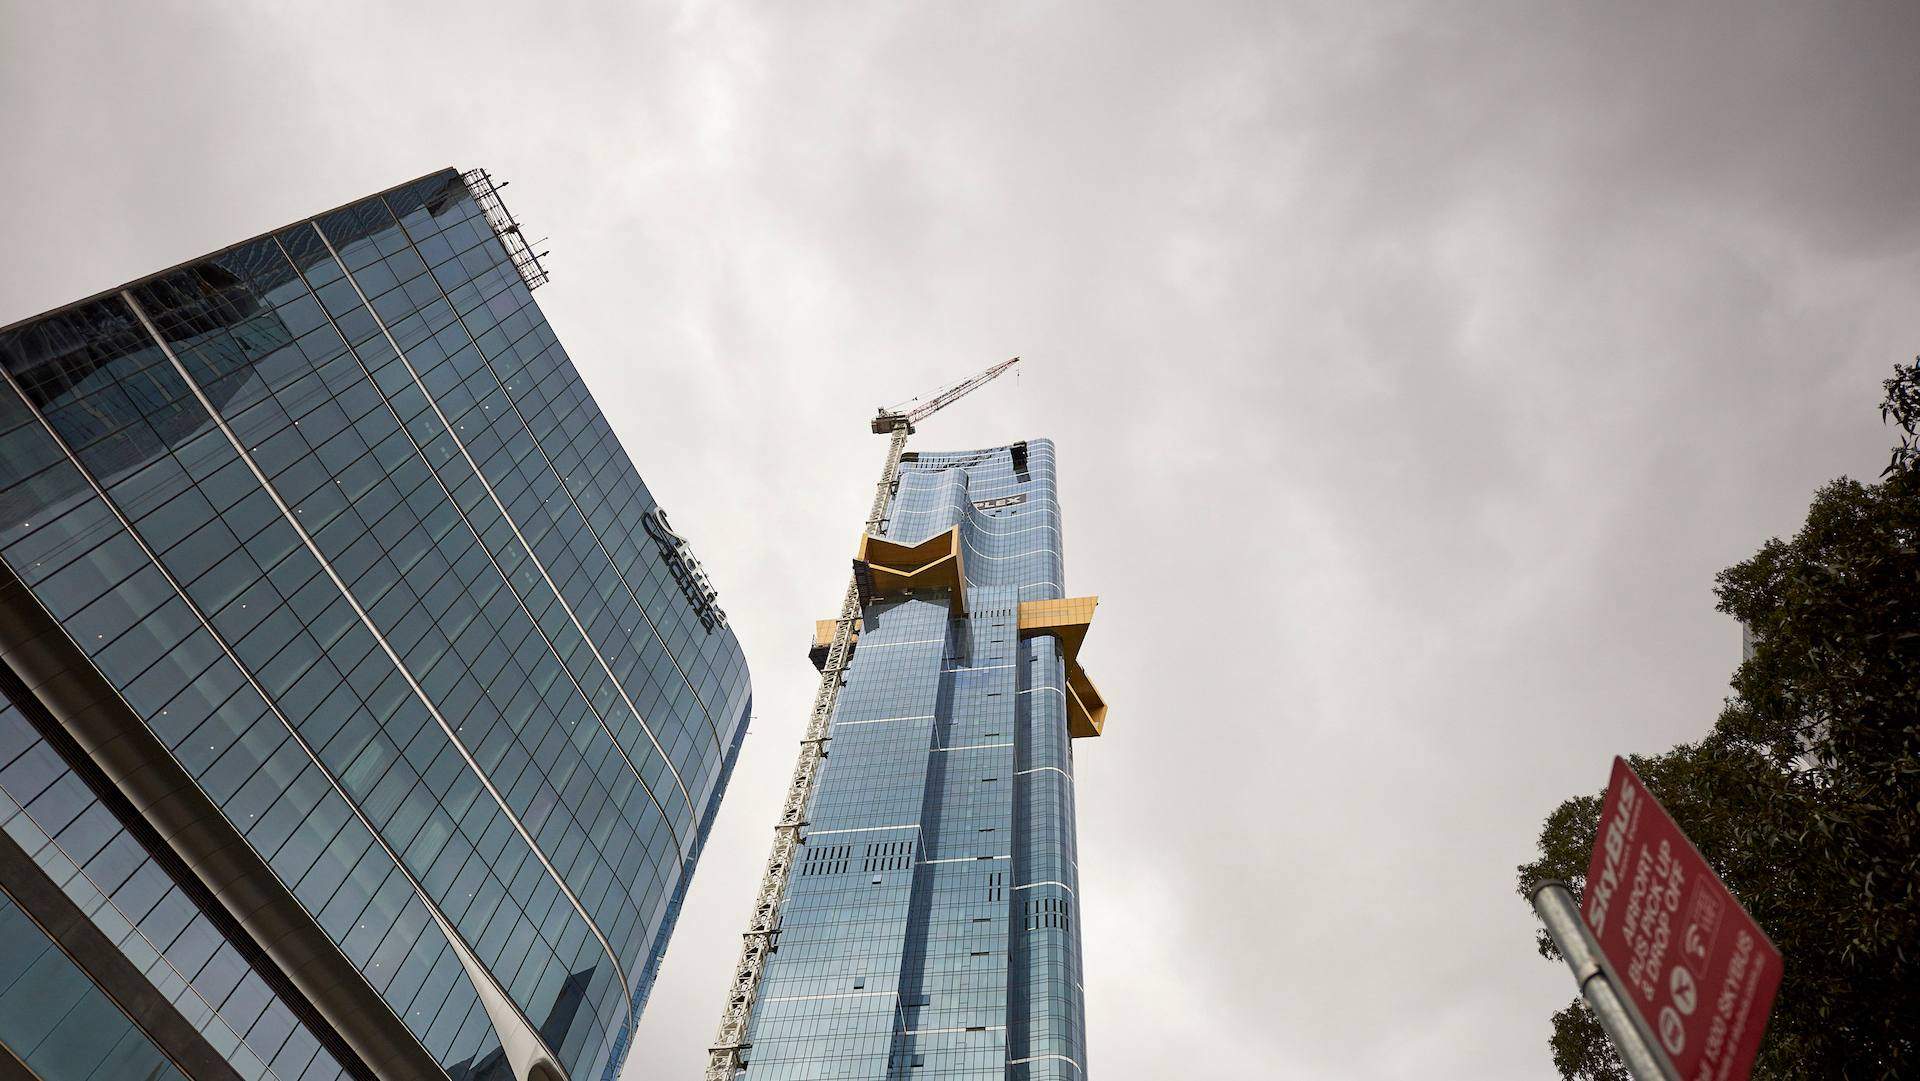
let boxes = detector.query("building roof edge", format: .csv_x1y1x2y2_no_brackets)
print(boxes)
0,166,461,335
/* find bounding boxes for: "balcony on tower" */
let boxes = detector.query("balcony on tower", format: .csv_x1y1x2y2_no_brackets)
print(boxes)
1018,596,1108,738
852,527,968,614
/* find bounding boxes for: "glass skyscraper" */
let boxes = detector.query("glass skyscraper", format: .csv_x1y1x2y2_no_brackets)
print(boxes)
737,438,1104,1079
0,168,750,1081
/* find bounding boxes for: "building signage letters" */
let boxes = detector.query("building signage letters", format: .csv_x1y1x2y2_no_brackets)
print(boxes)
971,494,1027,510
643,507,727,632
1581,757,1781,1081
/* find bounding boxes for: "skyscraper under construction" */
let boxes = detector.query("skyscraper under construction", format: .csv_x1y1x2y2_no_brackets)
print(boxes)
711,369,1106,1080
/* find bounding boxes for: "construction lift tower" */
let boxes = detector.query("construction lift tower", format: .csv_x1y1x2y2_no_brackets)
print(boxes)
705,358,1022,1081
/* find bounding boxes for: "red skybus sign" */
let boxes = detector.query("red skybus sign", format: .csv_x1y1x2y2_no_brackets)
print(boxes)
1582,758,1782,1080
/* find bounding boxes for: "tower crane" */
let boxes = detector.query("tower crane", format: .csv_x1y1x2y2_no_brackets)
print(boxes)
869,356,1022,434
706,357,1021,1081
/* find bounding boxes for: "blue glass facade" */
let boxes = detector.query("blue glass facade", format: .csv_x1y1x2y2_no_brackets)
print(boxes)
741,440,1095,1080
0,169,750,1081
0,884,190,1081
0,693,343,1081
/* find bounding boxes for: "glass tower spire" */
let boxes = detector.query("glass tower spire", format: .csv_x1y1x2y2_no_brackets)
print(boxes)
740,438,1104,1080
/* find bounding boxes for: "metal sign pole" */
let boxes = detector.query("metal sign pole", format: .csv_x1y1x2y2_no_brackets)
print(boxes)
1530,881,1678,1081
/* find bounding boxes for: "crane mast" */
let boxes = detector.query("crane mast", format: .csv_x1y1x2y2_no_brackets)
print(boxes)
706,358,1020,1081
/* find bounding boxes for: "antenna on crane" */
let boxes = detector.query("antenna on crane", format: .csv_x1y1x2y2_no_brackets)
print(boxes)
706,356,1023,1081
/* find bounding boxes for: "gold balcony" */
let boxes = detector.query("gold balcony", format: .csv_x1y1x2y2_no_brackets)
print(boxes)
853,527,968,614
1018,596,1107,738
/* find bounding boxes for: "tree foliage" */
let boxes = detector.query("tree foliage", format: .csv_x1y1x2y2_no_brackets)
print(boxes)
1517,359,1920,1079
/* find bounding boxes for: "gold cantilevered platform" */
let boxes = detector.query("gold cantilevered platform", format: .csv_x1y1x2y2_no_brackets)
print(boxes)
1018,597,1107,738
852,527,968,614
835,533,1105,736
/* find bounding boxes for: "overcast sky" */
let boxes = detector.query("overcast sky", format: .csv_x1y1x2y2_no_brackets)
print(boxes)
5,2,1919,1078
